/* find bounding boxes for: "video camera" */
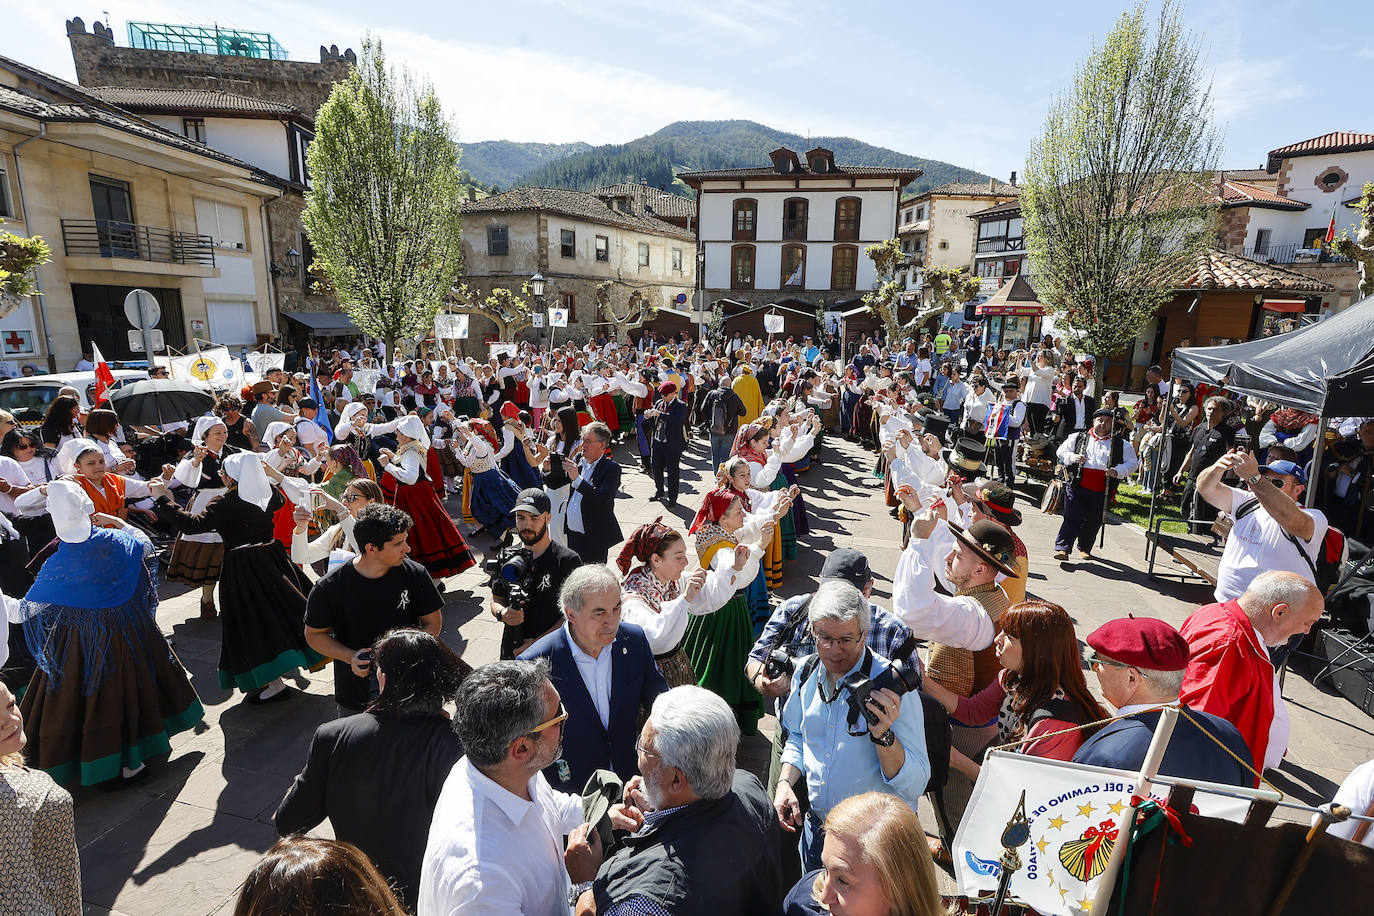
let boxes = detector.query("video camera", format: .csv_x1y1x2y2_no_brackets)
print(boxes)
839,656,923,737
483,543,536,611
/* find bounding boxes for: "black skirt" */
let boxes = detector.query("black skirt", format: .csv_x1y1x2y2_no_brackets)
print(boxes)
215,541,326,692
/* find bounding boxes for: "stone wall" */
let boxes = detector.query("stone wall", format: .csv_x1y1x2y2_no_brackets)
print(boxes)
65,17,351,118
1217,207,1251,251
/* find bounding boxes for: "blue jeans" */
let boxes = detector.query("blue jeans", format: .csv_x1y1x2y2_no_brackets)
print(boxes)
710,432,734,471
800,811,826,872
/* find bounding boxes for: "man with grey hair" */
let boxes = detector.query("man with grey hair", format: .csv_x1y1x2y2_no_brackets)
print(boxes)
1179,570,1325,777
565,686,782,915
520,564,667,794
1073,616,1254,787
773,579,931,871
418,659,604,915
561,421,623,563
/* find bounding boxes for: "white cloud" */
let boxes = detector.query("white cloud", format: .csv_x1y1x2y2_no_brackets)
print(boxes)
1210,58,1303,121
1357,48,1374,60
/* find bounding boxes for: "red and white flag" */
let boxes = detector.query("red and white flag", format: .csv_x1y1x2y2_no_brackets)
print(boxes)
92,342,115,405
1324,207,1337,245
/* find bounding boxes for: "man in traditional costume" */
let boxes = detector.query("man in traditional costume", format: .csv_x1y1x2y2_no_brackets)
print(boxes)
1053,408,1138,561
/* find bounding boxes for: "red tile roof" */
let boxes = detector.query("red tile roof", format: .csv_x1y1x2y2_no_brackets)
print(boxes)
1215,178,1309,211
1267,132,1374,172
1155,248,1336,293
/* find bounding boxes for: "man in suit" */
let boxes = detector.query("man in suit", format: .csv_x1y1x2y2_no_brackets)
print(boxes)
648,381,689,507
519,564,668,794
1073,616,1255,787
1052,375,1096,444
562,421,623,564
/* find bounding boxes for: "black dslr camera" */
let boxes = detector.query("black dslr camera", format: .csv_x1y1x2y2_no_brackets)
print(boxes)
483,544,535,611
840,656,923,736
764,648,795,679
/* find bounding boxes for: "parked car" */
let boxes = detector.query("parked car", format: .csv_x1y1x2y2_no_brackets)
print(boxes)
0,369,147,427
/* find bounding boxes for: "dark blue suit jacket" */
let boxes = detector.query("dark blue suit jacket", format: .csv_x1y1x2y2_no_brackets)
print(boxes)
519,622,668,793
566,455,622,558
1072,707,1254,787
651,398,689,454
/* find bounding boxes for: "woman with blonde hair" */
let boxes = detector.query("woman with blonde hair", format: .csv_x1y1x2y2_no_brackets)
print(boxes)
782,791,944,916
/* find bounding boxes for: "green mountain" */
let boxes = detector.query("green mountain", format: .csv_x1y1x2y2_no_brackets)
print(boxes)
460,140,593,190
487,120,992,197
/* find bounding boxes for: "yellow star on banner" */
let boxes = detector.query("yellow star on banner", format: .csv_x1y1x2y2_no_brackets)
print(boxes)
1077,802,1097,818
1048,814,1068,830
1036,837,1049,854
1058,883,1070,899
1108,799,1127,816
1079,897,1095,911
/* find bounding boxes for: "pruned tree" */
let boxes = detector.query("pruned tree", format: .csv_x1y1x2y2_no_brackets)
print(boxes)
1331,181,1374,298
921,266,982,327
707,300,727,349
303,38,465,360
863,240,979,344
596,280,656,342
453,281,536,341
1021,0,1220,390
862,239,908,345
0,221,51,318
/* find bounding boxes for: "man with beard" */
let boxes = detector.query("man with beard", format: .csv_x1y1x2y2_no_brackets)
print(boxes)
566,686,782,915
491,489,583,659
418,659,601,915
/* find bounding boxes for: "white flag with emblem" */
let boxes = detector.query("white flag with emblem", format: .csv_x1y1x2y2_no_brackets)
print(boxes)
954,751,1252,916
548,307,569,328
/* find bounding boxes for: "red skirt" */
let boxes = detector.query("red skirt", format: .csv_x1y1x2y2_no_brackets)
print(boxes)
589,393,620,431
380,475,476,577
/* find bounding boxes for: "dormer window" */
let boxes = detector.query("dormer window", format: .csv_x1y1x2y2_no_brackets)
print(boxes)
769,148,802,174
805,147,835,174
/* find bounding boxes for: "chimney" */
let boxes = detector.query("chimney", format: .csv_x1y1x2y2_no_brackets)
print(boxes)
1010,170,1017,186
988,178,995,191
467,187,476,202
640,178,648,186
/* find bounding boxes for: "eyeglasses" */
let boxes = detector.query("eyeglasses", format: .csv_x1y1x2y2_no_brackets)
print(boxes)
529,702,568,734
635,742,659,759
15,442,36,450
341,493,366,503
1089,654,1147,677
814,633,862,649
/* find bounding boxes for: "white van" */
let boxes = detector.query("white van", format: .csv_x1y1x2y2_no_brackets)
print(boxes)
0,369,148,427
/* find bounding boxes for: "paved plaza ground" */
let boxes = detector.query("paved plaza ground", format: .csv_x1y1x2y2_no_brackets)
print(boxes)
70,432,1374,915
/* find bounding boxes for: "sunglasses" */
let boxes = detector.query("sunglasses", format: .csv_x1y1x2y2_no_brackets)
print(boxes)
1088,653,1127,670
529,702,568,735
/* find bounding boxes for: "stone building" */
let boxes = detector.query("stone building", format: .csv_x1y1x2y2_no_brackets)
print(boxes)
898,178,1019,273
679,147,920,339
0,55,278,369
458,187,696,354
64,16,355,348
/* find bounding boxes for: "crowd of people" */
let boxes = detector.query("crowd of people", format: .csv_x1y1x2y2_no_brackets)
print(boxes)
1,325,1372,916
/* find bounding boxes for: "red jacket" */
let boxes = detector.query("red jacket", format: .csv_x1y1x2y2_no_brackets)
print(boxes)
1179,599,1274,785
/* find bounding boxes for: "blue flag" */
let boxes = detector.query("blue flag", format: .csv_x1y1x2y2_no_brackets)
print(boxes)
307,358,333,445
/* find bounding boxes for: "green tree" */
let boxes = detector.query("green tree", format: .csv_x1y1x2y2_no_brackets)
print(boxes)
707,300,727,348
0,221,51,314
303,38,465,360
1021,0,1220,389
1330,181,1374,298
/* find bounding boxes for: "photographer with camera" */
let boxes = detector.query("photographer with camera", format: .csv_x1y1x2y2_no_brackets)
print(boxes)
775,580,931,873
491,488,583,660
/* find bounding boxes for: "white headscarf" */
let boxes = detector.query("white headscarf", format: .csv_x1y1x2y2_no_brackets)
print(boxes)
335,402,368,439
57,437,103,476
223,452,272,510
192,415,227,447
47,478,95,543
395,414,430,450
263,421,294,447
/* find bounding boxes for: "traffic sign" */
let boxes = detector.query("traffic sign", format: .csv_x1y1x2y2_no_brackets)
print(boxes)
124,289,161,328
128,329,165,352
532,313,546,328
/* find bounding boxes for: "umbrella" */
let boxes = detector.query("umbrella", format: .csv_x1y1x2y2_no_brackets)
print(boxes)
108,379,215,427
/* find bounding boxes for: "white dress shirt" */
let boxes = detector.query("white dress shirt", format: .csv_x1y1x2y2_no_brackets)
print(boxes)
564,621,614,729
418,758,584,916
892,530,996,650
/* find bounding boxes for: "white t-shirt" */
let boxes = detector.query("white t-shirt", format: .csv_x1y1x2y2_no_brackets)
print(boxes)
1214,485,1327,602
1324,759,1374,847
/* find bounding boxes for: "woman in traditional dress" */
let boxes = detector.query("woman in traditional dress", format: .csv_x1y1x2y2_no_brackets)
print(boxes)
718,456,797,630
376,416,476,580
290,477,385,568
169,453,325,702
733,420,791,589
166,416,241,619
450,419,522,538
541,405,581,546
494,406,544,491
766,405,820,539
452,363,483,420
684,487,780,735
34,438,174,533
333,402,402,478
18,480,204,785
616,518,749,689
586,364,622,439
261,422,322,549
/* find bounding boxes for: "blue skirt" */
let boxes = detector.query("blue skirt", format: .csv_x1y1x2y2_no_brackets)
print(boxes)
501,451,542,491
469,467,521,531
781,463,810,537
746,567,771,636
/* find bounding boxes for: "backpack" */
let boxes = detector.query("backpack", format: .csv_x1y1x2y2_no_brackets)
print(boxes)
709,391,731,436
1234,498,1347,594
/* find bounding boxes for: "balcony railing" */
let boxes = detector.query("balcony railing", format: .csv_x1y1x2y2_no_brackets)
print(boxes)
61,219,217,266
782,218,808,241
1239,243,1349,266
976,236,1025,254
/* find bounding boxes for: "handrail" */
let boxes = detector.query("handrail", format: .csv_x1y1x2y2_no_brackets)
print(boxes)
60,219,216,267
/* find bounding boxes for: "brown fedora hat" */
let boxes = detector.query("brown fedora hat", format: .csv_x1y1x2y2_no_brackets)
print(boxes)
947,519,1017,578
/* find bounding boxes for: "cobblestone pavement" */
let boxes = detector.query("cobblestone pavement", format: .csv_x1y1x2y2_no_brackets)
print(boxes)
72,432,1374,914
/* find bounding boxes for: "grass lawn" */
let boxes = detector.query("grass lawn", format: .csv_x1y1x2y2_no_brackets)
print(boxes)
1110,482,1188,534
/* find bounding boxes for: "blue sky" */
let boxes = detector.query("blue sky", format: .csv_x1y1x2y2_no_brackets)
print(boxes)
6,1,1367,179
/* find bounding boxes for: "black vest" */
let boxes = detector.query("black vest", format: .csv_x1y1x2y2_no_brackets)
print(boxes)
592,771,781,916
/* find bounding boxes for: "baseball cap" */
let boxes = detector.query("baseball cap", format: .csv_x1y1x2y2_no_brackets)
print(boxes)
1259,460,1307,485
511,488,552,515
821,548,872,589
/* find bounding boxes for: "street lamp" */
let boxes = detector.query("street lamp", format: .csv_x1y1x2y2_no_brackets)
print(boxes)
530,272,546,350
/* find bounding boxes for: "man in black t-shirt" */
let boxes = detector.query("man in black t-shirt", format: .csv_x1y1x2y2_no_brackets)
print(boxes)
492,488,583,659
305,504,445,713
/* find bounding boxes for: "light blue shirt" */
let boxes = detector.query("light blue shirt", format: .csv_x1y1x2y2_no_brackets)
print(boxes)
780,651,930,820
565,455,601,535
564,622,613,729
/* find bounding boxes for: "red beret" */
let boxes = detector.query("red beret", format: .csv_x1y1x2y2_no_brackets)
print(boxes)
1086,617,1189,671
657,381,677,396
